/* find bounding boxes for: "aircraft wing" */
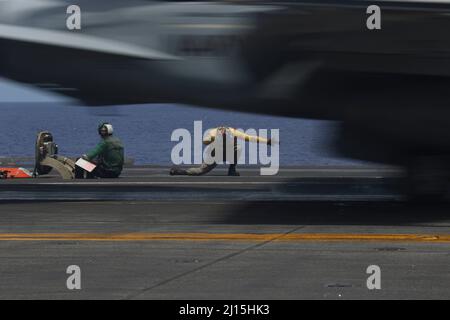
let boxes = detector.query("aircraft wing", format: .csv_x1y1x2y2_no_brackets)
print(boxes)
2,0,450,113
0,23,178,60
0,0,275,105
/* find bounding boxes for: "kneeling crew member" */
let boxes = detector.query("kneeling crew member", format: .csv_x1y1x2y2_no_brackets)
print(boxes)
170,126,272,176
80,122,124,178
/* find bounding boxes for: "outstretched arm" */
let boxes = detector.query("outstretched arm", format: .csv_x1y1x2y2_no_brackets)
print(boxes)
85,140,107,160
231,128,271,144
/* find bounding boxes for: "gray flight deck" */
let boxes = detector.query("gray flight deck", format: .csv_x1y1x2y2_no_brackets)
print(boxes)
0,166,448,299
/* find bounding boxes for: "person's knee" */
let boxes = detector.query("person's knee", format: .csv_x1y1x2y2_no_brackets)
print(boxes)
186,169,204,176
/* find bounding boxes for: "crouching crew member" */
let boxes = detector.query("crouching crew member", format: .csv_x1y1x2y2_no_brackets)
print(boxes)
170,126,272,176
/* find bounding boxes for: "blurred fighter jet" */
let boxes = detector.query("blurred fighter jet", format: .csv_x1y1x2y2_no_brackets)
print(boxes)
2,0,450,197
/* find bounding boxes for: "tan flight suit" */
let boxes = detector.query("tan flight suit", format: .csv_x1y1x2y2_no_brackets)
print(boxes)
171,127,270,176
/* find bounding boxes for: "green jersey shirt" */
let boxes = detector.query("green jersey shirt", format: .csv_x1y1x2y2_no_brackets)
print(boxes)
86,136,124,174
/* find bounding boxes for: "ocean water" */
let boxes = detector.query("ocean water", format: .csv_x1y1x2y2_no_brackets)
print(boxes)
0,103,359,165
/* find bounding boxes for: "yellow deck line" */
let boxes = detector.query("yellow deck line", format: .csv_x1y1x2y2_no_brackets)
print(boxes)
0,233,449,242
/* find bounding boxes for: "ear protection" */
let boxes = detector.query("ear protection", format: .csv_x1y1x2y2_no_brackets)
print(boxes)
104,124,113,135
99,123,114,135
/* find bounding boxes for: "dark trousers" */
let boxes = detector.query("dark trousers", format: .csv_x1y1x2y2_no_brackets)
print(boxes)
92,165,121,178
172,142,241,176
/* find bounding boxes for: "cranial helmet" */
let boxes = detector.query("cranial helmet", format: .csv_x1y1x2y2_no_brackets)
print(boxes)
98,122,114,136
